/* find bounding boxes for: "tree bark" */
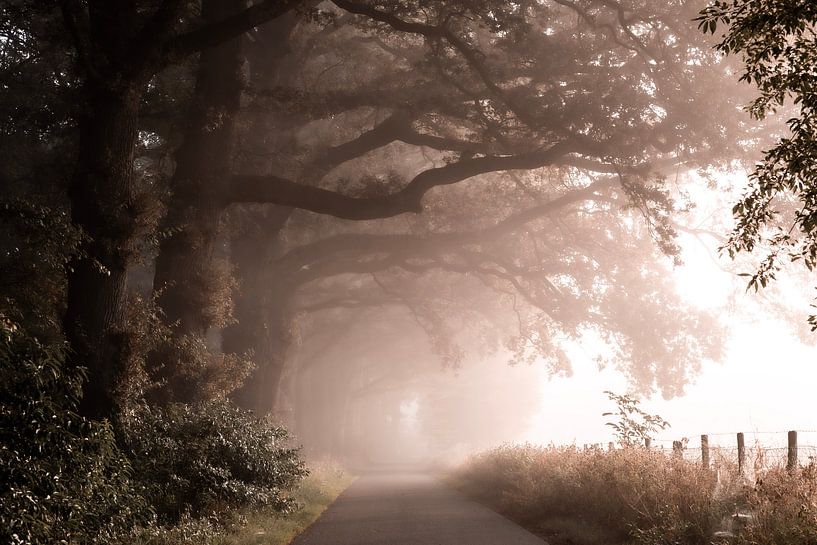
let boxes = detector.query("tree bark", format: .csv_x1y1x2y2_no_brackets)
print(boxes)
153,0,246,339
222,13,301,414
65,79,142,419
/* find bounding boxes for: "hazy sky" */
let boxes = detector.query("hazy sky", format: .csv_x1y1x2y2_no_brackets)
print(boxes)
525,177,817,451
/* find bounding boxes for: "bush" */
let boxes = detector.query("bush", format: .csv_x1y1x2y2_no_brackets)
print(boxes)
454,444,736,545
220,460,354,545
118,401,307,524
120,293,254,406
0,316,149,545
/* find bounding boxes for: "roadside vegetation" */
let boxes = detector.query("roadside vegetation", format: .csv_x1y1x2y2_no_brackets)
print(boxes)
454,444,817,545
223,463,354,545
0,314,351,545
453,444,732,545
452,394,817,545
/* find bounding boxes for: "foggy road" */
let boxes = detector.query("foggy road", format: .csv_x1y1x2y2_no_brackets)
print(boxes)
291,472,547,545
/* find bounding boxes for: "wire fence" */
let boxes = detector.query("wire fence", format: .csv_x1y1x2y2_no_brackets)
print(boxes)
585,430,817,479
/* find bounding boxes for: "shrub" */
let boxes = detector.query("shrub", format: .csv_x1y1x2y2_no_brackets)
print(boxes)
0,316,149,545
603,390,670,447
118,401,307,523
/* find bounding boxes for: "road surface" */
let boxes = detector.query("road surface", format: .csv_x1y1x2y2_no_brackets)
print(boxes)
291,471,547,545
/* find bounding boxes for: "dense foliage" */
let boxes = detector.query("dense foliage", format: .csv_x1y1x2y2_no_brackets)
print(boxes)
0,199,84,339
698,1,817,323
0,316,149,545
0,313,308,544
118,402,307,523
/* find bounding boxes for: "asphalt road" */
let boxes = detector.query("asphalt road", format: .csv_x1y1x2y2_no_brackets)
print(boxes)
291,472,547,545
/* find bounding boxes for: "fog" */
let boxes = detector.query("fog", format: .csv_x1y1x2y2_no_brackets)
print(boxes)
282,240,817,465
212,3,813,466
6,0,814,471
12,2,817,543
278,168,817,466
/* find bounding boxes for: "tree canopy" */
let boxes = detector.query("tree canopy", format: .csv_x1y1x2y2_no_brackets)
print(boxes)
0,1,785,540
698,1,817,324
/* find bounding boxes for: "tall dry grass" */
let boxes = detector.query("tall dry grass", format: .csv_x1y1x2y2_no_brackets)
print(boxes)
735,464,817,545
453,444,743,545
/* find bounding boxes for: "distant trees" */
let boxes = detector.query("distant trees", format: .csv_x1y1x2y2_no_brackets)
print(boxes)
698,1,817,324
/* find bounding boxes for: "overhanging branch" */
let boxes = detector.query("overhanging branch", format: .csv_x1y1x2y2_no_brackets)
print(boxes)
276,178,616,278
230,139,590,218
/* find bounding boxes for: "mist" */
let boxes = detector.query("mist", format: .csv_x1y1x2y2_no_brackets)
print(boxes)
4,1,817,544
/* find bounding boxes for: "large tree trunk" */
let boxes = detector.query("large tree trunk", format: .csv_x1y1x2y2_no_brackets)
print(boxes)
227,279,294,414
59,1,297,417
153,0,245,337
149,0,246,402
65,80,142,419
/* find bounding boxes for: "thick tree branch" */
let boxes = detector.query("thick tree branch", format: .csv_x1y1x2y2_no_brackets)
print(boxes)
276,179,615,280
230,139,597,218
310,112,416,178
230,173,416,218
306,112,482,179
332,0,444,37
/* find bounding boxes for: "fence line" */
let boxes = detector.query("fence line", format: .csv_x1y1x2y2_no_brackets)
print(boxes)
582,430,817,475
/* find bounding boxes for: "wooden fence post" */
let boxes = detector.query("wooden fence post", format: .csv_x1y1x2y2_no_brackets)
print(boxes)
788,430,798,472
701,434,710,469
672,440,683,458
644,437,651,450
737,432,745,476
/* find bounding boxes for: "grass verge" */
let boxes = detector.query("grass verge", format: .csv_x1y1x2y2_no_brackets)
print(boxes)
223,461,354,545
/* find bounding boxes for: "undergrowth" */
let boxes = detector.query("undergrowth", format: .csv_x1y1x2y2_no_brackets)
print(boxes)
121,461,351,545
453,444,745,545
735,464,817,545
223,461,354,545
